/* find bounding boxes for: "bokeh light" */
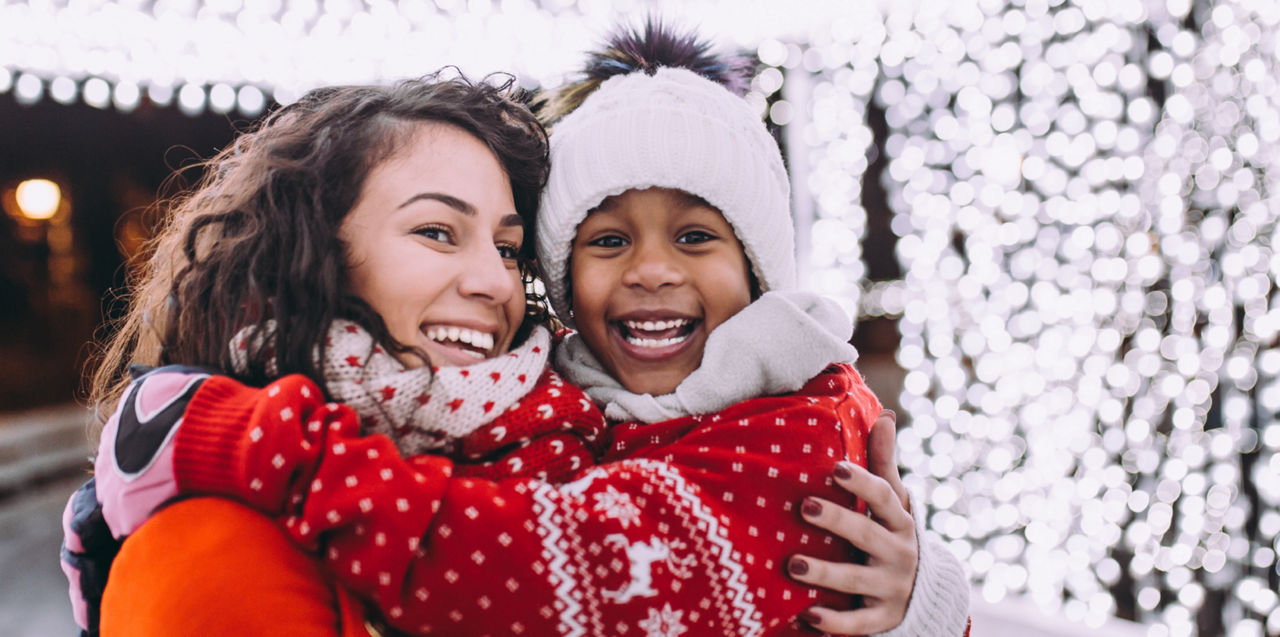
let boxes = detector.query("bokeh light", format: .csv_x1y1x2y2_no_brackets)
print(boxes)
775,1,1280,634
14,178,61,221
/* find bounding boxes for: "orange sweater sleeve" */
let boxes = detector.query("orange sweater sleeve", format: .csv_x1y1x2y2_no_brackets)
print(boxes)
100,497,371,637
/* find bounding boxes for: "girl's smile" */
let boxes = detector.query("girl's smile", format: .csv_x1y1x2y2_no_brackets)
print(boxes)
610,312,700,360
569,187,753,395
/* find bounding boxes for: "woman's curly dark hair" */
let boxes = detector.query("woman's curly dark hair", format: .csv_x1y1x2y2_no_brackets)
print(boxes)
88,72,551,427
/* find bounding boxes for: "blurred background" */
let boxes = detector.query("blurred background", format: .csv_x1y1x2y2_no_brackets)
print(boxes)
1,0,1278,636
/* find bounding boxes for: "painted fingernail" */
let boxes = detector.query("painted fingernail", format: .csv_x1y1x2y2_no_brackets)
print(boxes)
797,609,821,625
882,409,897,421
788,556,809,575
833,462,853,481
801,497,823,518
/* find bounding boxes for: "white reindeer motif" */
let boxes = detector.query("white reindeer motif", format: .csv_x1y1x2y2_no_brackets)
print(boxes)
559,468,605,499
601,534,696,604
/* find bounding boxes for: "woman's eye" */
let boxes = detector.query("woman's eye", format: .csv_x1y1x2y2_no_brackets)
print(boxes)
497,244,520,260
414,225,454,244
676,230,715,245
588,234,628,248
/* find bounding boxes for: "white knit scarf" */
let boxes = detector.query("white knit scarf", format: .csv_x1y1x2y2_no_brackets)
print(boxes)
230,321,551,456
554,291,860,423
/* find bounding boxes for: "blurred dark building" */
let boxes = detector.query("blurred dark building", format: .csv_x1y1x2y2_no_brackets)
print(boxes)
0,93,250,410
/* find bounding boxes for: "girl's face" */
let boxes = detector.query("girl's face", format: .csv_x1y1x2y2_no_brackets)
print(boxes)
340,123,526,368
569,187,753,395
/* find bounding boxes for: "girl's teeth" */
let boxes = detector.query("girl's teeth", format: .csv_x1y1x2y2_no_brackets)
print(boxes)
624,333,690,348
625,319,688,332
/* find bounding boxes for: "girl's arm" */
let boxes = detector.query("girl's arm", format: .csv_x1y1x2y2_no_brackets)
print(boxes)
131,365,878,635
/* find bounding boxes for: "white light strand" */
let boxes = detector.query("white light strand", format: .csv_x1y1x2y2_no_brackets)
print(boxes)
842,0,1280,634
1137,2,1280,635
788,3,884,319
0,0,865,116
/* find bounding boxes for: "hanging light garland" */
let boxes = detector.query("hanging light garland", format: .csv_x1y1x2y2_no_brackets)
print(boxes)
783,0,1278,635
769,4,885,319
0,0,855,115
1137,2,1280,635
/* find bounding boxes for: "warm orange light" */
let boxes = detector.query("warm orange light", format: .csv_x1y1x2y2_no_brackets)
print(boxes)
15,179,61,220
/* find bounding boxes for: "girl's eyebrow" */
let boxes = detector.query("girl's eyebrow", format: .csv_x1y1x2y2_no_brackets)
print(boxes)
398,192,522,227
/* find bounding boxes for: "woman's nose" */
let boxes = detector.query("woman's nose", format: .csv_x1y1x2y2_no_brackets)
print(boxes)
458,243,519,304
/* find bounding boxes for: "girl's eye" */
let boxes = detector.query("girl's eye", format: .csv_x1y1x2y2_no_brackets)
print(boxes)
588,234,628,248
676,230,715,245
413,225,454,244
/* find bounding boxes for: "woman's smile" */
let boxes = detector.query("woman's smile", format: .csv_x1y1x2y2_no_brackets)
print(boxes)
340,123,527,370
421,323,498,365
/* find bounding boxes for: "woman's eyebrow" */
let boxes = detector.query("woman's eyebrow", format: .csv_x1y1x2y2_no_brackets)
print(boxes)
397,192,475,214
398,192,522,228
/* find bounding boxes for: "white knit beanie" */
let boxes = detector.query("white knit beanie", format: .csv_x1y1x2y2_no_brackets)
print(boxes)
536,66,796,325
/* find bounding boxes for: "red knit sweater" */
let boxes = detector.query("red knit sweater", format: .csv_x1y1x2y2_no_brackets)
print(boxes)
172,364,879,636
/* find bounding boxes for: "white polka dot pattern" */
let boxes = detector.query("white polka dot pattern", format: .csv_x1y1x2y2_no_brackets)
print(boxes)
172,356,880,635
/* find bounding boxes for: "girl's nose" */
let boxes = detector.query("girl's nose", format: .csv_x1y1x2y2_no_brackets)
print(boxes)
621,240,684,292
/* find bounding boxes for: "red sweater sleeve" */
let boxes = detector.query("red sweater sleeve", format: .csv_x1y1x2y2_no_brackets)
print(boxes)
172,364,880,637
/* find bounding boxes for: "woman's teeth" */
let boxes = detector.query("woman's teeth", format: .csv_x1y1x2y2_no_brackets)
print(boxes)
425,326,494,356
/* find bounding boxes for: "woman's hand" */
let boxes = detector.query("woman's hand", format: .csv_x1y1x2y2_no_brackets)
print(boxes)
96,366,212,538
789,410,918,635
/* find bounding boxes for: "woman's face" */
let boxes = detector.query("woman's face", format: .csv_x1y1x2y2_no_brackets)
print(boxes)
569,187,753,395
340,123,527,368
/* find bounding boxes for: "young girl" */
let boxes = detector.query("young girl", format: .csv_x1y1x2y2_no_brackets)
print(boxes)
64,67,907,636
536,22,970,636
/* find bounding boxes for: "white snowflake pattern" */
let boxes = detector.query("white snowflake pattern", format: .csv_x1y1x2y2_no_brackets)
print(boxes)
593,486,641,528
638,603,687,637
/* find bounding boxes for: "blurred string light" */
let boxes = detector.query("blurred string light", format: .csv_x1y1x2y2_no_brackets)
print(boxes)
0,0,859,116
757,3,886,319
769,0,1280,635
14,178,61,221
1137,2,1280,636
